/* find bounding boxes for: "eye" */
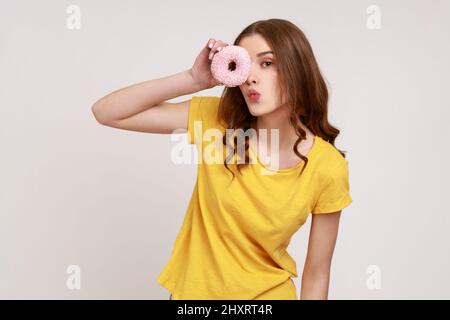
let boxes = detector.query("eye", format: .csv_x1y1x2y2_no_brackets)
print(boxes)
261,61,272,67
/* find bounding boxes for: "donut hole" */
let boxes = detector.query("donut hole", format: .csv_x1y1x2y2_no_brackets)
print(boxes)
228,61,237,72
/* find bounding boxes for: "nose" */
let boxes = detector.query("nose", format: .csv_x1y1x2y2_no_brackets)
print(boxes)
245,61,258,85
246,76,257,86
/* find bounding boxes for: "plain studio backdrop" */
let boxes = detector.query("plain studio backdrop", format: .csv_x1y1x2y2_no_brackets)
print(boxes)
1,0,449,299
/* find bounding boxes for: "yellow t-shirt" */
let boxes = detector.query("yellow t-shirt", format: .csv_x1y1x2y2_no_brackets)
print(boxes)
157,96,353,300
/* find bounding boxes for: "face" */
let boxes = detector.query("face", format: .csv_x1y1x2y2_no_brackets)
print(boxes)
238,34,283,117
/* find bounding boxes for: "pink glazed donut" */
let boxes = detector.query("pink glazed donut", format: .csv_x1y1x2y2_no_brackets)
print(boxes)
211,45,251,87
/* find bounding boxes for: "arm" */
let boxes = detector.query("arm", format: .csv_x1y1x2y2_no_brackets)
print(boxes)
91,69,200,132
300,211,341,300
91,38,228,133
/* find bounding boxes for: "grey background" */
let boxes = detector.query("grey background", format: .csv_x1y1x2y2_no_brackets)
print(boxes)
1,0,449,299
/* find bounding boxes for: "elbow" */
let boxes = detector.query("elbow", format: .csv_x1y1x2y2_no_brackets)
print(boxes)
91,100,109,125
302,268,330,282
303,262,331,280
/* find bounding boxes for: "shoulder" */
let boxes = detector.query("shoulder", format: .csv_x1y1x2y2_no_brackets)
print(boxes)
190,96,224,129
195,95,221,104
191,96,221,112
313,137,349,179
188,96,225,144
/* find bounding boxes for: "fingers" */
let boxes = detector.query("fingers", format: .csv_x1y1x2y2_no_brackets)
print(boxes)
208,39,228,60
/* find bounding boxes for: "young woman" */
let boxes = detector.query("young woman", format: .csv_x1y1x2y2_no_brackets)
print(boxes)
92,18,353,300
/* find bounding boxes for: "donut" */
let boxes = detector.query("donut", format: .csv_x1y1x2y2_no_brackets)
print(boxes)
210,45,251,87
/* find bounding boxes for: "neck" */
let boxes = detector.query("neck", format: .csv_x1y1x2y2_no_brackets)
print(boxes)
254,107,309,151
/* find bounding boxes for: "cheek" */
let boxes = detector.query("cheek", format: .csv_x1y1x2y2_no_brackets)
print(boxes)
269,79,281,101
269,71,278,87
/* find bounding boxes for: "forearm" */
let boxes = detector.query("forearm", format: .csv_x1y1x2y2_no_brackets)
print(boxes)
300,271,330,300
92,69,201,123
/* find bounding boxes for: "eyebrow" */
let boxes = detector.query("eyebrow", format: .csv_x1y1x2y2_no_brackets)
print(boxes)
256,51,274,57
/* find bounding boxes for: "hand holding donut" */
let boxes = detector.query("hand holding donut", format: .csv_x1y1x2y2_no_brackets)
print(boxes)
190,38,230,90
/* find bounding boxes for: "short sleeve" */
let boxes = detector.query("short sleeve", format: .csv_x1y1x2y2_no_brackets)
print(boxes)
187,96,223,145
187,96,203,145
311,160,353,214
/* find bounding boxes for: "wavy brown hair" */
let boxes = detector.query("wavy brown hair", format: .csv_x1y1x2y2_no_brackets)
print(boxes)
218,18,347,182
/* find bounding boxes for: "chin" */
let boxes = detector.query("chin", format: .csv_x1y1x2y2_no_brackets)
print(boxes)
248,104,278,117
247,105,267,117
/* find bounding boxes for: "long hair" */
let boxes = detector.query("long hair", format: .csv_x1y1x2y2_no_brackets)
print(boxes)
218,18,347,182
